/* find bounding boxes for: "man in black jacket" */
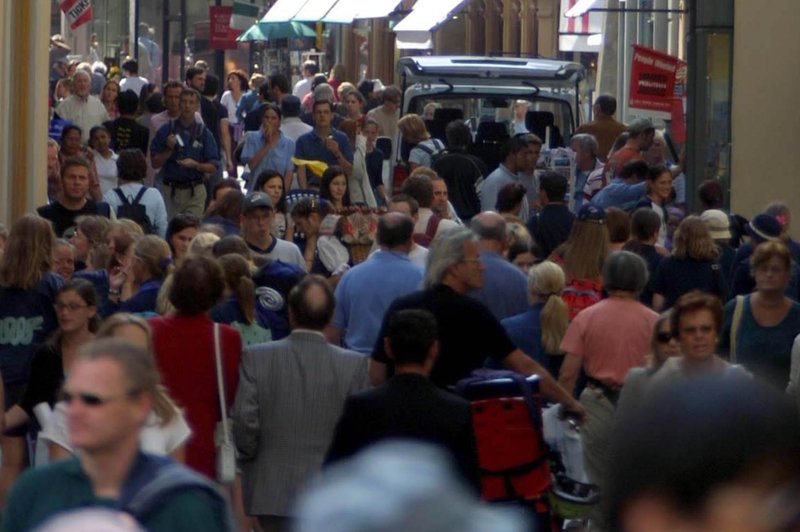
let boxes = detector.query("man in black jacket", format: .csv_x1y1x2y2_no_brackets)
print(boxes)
431,120,485,222
325,309,480,490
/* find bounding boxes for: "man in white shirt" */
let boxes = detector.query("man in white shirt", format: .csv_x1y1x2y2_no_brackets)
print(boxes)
241,192,306,270
401,174,459,246
292,60,318,100
279,95,312,142
55,70,109,143
119,59,149,96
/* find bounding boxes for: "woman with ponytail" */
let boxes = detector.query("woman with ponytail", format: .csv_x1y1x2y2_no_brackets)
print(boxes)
501,261,570,376
211,254,272,346
103,235,172,316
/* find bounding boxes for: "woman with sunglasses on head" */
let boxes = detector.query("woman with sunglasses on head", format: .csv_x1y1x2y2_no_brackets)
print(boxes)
3,280,97,441
615,310,681,420
650,291,750,387
0,214,62,504
41,313,191,462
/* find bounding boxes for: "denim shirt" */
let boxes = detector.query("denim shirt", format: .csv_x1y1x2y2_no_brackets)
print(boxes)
150,119,220,184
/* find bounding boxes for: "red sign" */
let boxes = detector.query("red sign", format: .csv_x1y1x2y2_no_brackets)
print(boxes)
209,6,238,50
629,44,685,113
59,0,93,31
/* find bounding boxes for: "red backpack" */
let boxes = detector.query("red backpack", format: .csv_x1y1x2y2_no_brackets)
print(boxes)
562,278,602,320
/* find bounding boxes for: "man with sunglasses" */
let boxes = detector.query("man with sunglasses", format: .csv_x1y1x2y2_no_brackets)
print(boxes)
4,340,233,532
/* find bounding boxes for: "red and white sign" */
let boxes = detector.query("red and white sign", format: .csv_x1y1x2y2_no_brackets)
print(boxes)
59,0,93,31
629,44,686,113
209,6,239,50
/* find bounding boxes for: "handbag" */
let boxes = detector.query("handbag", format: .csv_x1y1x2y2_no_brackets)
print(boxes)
213,323,236,484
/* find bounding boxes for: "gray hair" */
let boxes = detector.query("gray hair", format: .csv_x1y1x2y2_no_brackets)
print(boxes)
602,250,649,294
571,133,599,157
424,228,476,289
470,214,506,243
313,83,334,102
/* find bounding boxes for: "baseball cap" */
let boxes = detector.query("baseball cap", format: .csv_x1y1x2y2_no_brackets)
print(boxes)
243,192,273,213
700,209,731,240
577,203,605,223
746,213,782,243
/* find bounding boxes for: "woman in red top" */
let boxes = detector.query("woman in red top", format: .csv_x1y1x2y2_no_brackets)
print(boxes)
149,255,242,479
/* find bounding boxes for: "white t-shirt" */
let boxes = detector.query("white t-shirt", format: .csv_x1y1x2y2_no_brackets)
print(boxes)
221,91,241,125
40,401,192,456
93,150,119,195
120,76,149,96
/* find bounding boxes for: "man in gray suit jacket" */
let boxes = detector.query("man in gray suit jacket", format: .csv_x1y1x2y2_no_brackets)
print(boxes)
233,275,369,532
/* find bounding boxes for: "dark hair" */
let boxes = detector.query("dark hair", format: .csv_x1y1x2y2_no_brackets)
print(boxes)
671,290,724,336
212,178,240,200
445,120,471,149
619,159,649,181
303,60,319,75
116,149,147,182
121,59,138,74
268,73,291,95
357,79,374,99
261,102,282,121
218,254,256,324
606,207,631,244
288,275,335,329
401,175,434,208
508,240,543,264
165,214,201,256
144,91,165,114
254,170,287,212
382,86,401,104
258,83,271,100
386,309,438,366
185,66,205,83
57,278,100,332
60,124,83,144
203,73,220,98
320,166,351,207
291,197,332,219
205,189,244,223
629,207,661,242
377,213,414,248
212,235,252,262
180,88,201,105
118,89,139,115
168,255,225,315
538,171,568,202
60,155,92,178
495,182,527,213
227,70,248,92
311,74,327,90
608,376,800,530
751,240,792,273
312,99,334,113
646,164,670,182
88,125,110,148
594,94,617,115
500,135,529,161
698,179,724,209
390,194,420,216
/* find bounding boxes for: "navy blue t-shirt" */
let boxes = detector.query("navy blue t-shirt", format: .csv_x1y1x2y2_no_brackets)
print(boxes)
527,203,575,259
0,272,62,387
652,256,727,309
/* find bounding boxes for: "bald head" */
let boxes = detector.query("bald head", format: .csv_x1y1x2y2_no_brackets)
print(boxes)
471,212,507,242
288,276,335,330
377,212,414,251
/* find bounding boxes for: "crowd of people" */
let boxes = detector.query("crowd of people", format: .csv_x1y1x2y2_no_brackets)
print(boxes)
0,54,797,531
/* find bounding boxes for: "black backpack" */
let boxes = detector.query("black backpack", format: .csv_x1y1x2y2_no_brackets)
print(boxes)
115,187,154,234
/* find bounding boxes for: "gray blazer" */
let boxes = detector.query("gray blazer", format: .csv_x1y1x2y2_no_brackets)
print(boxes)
233,329,369,517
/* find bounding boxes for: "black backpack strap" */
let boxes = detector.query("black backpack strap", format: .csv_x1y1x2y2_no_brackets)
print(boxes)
415,143,434,156
114,188,130,205
132,186,148,205
98,201,112,218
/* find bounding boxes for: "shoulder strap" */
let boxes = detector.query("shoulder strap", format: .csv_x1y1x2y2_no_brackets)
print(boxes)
114,188,130,205
425,213,442,239
98,201,112,218
415,143,434,156
730,295,745,363
214,324,231,444
132,186,148,205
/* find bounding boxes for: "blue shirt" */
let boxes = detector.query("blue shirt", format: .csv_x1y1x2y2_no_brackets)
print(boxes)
150,119,220,185
333,250,423,354
100,279,163,318
0,272,62,387
240,130,295,187
294,129,354,167
500,304,552,371
468,251,529,320
720,294,800,388
593,178,647,209
236,90,259,123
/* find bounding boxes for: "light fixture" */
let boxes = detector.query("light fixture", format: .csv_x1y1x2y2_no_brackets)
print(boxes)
565,0,599,18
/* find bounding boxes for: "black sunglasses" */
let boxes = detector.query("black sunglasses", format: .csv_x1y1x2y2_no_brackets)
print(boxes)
59,390,136,407
656,331,674,343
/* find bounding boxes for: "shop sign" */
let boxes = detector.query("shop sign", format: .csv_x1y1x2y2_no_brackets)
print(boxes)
210,6,238,50
629,44,685,113
59,0,93,31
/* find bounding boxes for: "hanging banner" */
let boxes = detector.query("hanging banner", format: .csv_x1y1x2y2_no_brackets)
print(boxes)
210,6,238,50
628,44,686,113
59,0,93,31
